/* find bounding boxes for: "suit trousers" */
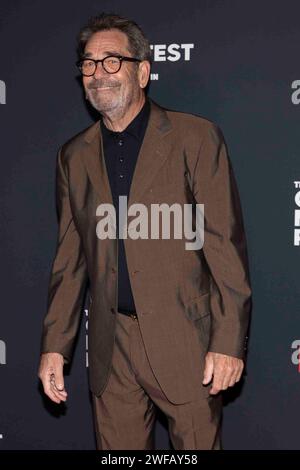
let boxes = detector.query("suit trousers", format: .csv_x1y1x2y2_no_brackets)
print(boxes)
91,310,223,450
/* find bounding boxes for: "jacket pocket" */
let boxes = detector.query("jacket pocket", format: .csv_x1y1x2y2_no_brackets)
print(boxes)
184,292,211,321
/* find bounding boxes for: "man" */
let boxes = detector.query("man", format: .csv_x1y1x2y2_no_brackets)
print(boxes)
38,13,252,450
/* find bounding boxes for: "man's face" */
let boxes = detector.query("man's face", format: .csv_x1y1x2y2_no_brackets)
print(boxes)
82,29,144,114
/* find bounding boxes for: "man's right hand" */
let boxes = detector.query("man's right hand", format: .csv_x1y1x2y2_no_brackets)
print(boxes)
38,352,68,404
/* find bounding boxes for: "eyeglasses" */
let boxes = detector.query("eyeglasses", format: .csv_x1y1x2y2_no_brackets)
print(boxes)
76,55,141,76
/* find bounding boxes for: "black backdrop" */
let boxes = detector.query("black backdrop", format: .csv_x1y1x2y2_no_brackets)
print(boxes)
1,0,300,450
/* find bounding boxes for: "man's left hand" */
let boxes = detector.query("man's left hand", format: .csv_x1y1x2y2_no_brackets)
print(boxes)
202,352,244,395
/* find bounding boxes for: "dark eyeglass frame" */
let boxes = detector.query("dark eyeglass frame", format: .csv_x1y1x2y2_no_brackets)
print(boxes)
76,55,141,76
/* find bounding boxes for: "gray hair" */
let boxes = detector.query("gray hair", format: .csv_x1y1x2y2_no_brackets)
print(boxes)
77,13,152,64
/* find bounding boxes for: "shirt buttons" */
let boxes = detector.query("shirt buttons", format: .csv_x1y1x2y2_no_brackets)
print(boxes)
119,174,124,179
118,139,124,146
119,156,124,163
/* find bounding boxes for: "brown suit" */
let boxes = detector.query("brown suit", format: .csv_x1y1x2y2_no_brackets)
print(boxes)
41,98,252,410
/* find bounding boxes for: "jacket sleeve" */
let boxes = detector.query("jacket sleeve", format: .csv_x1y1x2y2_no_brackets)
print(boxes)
192,123,252,359
40,146,88,364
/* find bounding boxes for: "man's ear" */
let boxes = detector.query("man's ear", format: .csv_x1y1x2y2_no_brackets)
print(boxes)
138,61,151,89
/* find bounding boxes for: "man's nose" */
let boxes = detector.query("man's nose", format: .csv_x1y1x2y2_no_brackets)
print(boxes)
93,62,108,79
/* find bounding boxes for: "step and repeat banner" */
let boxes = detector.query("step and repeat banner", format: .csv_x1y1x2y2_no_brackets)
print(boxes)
0,0,299,450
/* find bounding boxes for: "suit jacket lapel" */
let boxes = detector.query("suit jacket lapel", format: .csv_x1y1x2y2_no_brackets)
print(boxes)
82,98,173,207
128,99,173,206
82,119,113,204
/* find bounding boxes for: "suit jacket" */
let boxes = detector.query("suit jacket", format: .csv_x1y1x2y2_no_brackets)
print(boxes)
41,98,252,404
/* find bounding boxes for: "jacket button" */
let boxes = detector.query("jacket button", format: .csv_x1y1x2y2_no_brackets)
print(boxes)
111,307,116,314
111,267,116,273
